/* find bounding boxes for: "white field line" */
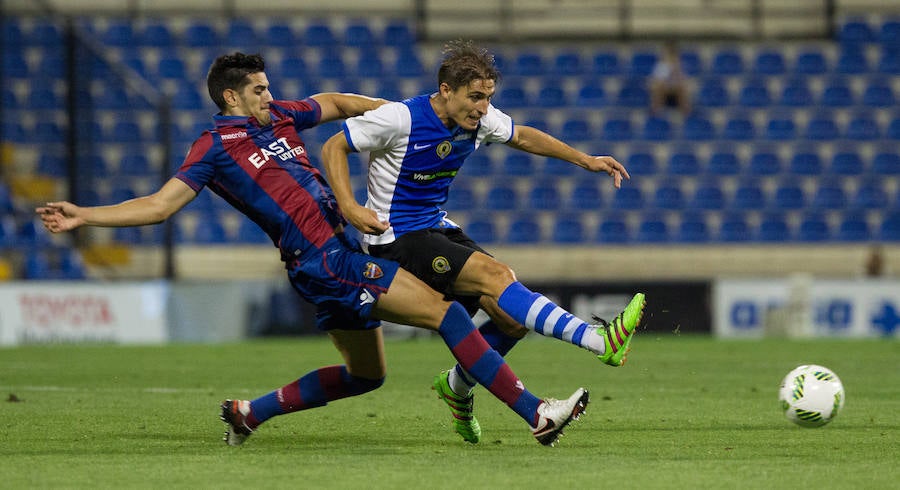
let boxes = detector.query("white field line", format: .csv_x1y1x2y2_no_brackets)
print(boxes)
0,385,257,394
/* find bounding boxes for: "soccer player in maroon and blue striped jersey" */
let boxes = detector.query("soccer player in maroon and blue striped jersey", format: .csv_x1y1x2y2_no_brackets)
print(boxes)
36,52,589,446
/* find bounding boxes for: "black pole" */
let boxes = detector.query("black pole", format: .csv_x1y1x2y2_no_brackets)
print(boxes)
63,16,84,246
158,97,175,280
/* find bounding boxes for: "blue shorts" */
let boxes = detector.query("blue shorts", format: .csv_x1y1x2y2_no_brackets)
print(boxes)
287,237,399,331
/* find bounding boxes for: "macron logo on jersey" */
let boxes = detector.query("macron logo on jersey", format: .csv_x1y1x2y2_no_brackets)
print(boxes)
221,131,247,141
248,137,306,169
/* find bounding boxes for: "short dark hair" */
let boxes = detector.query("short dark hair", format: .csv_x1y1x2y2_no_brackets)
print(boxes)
437,40,500,91
207,52,266,110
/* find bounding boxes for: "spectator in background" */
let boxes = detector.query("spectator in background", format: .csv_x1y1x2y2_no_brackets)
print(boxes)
650,42,691,116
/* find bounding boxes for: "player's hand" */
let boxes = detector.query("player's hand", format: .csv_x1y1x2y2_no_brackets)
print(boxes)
35,201,85,233
584,155,630,189
344,203,389,235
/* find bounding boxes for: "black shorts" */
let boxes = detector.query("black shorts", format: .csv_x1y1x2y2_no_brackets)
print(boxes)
367,228,489,314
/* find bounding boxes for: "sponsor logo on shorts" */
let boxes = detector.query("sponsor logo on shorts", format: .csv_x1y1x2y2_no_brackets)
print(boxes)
359,289,375,306
363,262,384,279
432,256,451,274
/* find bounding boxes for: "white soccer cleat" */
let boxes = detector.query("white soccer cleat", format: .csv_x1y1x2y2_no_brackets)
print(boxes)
531,388,590,446
220,399,254,446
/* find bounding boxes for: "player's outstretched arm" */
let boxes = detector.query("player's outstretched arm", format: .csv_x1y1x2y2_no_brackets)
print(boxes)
321,132,389,235
35,178,196,233
507,125,630,188
311,93,388,123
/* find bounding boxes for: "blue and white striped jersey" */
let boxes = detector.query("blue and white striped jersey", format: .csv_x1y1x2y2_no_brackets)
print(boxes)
342,94,513,246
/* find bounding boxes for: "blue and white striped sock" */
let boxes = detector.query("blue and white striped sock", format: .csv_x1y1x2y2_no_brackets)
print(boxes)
497,282,605,354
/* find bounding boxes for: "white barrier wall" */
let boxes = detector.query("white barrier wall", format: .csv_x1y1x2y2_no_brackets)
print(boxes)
713,278,900,338
0,281,169,345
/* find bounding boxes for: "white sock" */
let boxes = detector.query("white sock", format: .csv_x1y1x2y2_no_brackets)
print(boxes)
448,366,476,397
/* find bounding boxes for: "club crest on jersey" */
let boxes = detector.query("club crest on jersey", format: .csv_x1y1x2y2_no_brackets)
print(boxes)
436,141,452,159
363,262,384,279
432,256,451,274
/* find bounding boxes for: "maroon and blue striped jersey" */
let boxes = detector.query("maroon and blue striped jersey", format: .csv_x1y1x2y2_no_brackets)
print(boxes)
175,98,345,262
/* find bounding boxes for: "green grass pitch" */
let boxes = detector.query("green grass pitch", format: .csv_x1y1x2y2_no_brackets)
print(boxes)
1,334,897,488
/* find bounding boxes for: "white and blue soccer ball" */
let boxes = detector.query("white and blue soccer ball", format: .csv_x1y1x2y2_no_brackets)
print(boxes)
779,364,845,427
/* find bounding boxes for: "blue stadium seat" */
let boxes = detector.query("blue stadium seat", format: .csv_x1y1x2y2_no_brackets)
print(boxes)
811,180,847,210
707,149,741,176
2,49,29,78
496,82,529,108
543,158,579,176
794,49,828,75
880,19,900,45
862,78,895,107
23,250,53,280
788,147,823,175
592,52,622,75
820,77,855,107
677,212,710,243
878,212,900,241
265,22,298,47
829,148,865,175
616,78,649,107
0,182,14,214
797,213,831,242
682,113,716,140
157,56,187,80
568,182,603,209
18,219,53,247
502,153,534,176
561,118,592,142
636,217,669,243
629,51,657,76
511,51,545,76
765,113,798,141
384,21,414,47
877,50,900,74
845,113,881,140
140,21,175,47
485,184,519,211
109,121,143,143
627,151,657,176
59,249,86,280
779,78,814,107
526,183,561,210
464,152,493,176
888,114,900,140
835,47,869,74
596,216,630,243
641,115,672,141
679,49,703,75
279,56,309,80
193,213,228,244
394,48,425,78
839,19,876,45
182,21,220,47
722,114,755,140
668,150,702,175
444,181,477,212
731,179,766,210
747,146,782,176
235,217,270,244
719,212,752,242
465,218,496,244
753,50,786,75
317,51,347,78
225,19,259,48
697,77,730,107
344,22,376,47
738,78,772,107
304,22,337,46
2,20,24,47
356,52,385,78
652,183,686,210
1,121,26,141
771,181,806,210
535,80,568,107
804,113,840,140
37,152,67,177
553,215,586,244
758,213,792,242
609,185,644,210
553,51,585,76
32,121,64,143
691,180,726,210
523,117,550,134
102,19,135,47
711,49,744,75
575,78,607,107
113,226,144,244
602,117,633,141
836,212,871,241
37,52,65,79
27,86,62,110
852,179,888,209
872,150,900,175
1,88,18,109
506,217,542,244
29,20,62,47
119,154,152,176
